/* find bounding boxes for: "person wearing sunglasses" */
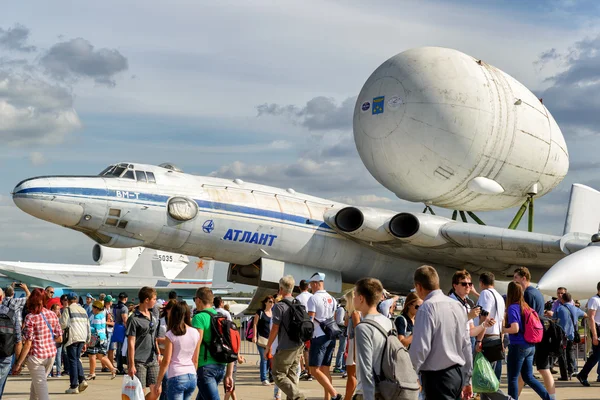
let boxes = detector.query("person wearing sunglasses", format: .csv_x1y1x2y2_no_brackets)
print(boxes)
395,292,422,349
449,270,493,353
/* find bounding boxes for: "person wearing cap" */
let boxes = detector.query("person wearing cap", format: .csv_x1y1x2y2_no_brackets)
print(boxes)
306,272,342,400
60,292,91,394
377,291,399,319
103,295,116,372
84,293,95,318
86,300,118,380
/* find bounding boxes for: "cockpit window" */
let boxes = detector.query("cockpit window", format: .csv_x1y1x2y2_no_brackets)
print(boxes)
99,166,114,176
112,166,126,177
122,170,135,180
147,172,156,183
136,171,147,182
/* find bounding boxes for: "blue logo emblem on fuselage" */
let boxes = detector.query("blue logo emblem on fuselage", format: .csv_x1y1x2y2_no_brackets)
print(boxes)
203,220,215,233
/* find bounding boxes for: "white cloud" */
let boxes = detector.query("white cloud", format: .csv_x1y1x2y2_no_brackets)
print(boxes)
29,151,46,166
0,73,81,145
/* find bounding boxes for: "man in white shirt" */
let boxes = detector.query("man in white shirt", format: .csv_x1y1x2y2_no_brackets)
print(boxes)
306,272,342,400
576,281,600,386
213,296,232,321
296,279,313,381
475,272,506,382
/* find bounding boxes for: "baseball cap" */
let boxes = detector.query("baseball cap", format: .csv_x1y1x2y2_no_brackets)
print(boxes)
92,300,104,309
104,295,114,303
308,272,326,282
67,292,78,301
86,293,94,299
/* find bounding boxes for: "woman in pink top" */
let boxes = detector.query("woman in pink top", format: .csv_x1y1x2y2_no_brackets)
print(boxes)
153,301,200,400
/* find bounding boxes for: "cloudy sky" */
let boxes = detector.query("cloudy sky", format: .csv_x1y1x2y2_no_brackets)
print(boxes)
1,0,600,286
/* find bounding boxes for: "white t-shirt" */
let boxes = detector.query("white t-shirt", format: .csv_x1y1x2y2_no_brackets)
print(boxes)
377,298,395,318
296,291,313,308
587,295,600,324
307,290,337,338
476,288,505,335
215,307,232,321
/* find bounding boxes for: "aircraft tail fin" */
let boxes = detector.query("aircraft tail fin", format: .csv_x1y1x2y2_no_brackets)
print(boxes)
563,183,600,235
173,259,215,284
128,248,165,277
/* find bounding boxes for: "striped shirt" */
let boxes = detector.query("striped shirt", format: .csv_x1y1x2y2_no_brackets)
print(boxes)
90,311,108,341
23,309,62,359
60,303,91,347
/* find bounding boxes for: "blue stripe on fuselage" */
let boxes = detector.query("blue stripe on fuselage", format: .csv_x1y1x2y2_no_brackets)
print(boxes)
15,187,333,231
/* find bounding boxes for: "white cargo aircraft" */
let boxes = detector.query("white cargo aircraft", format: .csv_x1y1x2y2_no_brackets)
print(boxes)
11,162,599,297
0,243,227,298
11,47,600,299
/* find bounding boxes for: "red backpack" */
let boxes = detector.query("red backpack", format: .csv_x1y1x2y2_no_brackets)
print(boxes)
522,306,543,344
201,311,241,363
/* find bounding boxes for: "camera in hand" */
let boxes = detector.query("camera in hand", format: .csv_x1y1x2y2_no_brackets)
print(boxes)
474,305,489,317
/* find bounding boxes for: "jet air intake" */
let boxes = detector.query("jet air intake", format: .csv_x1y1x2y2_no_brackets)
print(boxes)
325,206,396,242
388,213,452,247
335,207,365,233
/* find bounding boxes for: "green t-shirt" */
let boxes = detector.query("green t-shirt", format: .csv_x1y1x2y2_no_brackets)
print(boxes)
192,307,225,367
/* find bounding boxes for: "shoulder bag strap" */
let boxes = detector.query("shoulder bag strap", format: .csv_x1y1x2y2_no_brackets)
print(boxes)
486,289,501,333
41,312,55,340
564,305,577,328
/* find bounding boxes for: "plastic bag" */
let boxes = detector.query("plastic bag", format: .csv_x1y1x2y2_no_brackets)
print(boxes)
121,375,144,400
472,352,499,393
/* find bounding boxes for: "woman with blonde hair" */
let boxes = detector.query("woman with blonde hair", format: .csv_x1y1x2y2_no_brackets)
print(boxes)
343,289,362,400
395,292,423,349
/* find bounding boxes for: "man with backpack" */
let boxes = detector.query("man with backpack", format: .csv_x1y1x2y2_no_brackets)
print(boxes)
513,267,556,398
0,288,19,399
266,275,309,400
410,265,472,400
554,292,586,381
60,292,91,394
2,283,30,365
192,287,235,400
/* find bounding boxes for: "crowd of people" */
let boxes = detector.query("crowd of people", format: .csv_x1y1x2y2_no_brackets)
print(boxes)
0,264,599,400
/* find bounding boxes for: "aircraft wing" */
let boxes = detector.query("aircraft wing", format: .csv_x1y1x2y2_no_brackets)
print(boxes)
0,262,74,288
323,202,592,277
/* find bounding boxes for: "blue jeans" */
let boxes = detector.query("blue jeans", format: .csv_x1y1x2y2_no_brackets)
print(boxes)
257,344,268,381
335,334,347,370
0,356,11,398
67,342,86,389
507,344,550,400
54,344,62,375
168,373,196,400
196,364,226,400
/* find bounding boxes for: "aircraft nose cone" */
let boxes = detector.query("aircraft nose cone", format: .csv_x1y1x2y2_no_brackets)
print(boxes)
538,245,600,299
12,177,84,227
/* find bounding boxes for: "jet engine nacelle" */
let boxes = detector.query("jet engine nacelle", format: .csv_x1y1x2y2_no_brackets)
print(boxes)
388,213,452,247
354,47,569,211
324,206,397,242
92,244,143,268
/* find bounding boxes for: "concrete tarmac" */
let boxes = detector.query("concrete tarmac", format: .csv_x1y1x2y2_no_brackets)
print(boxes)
3,354,599,399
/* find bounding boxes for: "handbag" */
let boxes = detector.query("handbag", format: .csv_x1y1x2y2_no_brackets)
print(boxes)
319,316,342,340
564,305,581,343
480,290,504,363
257,335,269,348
